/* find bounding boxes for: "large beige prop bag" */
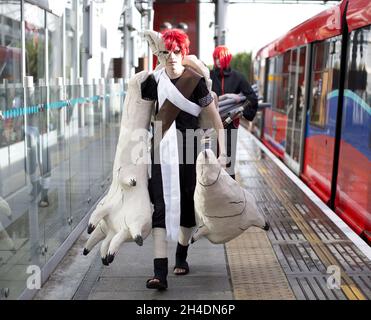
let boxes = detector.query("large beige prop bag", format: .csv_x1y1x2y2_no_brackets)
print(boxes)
83,71,153,265
192,149,270,244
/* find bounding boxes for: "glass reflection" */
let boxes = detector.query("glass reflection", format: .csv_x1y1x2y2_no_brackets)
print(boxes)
47,13,63,85
0,0,123,301
337,25,371,229
25,3,45,84
0,1,21,84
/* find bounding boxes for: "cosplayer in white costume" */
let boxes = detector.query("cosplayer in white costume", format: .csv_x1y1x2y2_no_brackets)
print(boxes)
193,149,270,244
83,29,226,276
143,29,226,290
82,29,267,291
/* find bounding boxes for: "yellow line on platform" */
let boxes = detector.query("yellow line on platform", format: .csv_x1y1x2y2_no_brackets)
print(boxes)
256,165,366,300
237,135,366,300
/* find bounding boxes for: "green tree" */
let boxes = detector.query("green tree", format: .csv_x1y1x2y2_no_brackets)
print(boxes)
230,51,253,83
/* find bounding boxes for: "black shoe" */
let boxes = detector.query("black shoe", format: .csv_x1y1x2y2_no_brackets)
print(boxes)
146,258,168,290
146,278,168,290
173,243,189,275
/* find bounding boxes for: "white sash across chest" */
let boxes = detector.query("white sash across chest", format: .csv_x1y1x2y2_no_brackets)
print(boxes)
153,69,201,240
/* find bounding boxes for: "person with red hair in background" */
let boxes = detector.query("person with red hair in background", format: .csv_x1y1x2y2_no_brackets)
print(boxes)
142,29,226,290
210,46,258,180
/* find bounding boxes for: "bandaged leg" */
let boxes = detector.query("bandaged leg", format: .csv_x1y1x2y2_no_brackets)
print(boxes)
174,227,194,275
178,226,194,246
153,227,167,259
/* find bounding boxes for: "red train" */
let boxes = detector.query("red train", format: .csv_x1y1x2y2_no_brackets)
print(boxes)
253,0,371,244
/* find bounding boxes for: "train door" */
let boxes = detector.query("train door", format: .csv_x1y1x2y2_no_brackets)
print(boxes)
284,47,307,175
301,37,342,204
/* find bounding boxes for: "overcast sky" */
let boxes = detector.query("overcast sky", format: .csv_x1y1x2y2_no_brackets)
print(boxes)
102,1,336,66
199,2,335,65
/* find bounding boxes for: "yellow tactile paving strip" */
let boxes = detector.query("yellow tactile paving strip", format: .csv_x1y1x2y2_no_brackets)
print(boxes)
258,166,367,300
226,126,369,300
225,228,296,300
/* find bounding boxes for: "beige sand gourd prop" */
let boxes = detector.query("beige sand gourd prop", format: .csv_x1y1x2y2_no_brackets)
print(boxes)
192,149,270,244
83,71,153,265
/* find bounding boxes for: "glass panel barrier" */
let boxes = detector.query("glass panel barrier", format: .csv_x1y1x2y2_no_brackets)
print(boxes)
66,83,90,230
42,83,72,262
87,83,104,205
24,82,47,275
105,81,122,182
0,85,31,300
0,78,123,299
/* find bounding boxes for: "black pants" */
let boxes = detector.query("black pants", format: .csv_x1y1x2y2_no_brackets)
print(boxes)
149,133,199,229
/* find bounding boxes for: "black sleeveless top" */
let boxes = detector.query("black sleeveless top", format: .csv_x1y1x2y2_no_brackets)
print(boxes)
141,73,213,132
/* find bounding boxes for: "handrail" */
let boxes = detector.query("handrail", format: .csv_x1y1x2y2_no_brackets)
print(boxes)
0,91,125,120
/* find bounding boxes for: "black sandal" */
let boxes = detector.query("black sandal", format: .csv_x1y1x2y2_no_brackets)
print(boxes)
146,258,168,290
146,278,168,290
173,243,190,275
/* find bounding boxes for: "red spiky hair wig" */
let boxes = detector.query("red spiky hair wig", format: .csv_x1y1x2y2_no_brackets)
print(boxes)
213,46,232,70
161,28,190,56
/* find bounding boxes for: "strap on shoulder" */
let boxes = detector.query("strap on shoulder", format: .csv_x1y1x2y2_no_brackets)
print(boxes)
154,67,202,145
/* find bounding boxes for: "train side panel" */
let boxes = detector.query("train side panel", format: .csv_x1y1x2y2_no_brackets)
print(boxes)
254,0,371,243
301,93,338,204
263,109,287,159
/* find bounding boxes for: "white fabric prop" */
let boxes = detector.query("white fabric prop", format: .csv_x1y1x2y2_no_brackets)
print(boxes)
83,71,153,264
192,149,269,244
143,30,168,68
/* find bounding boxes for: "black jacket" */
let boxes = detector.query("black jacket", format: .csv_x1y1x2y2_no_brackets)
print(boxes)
210,67,258,121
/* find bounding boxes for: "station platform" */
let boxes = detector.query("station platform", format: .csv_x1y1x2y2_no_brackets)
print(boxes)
34,125,371,300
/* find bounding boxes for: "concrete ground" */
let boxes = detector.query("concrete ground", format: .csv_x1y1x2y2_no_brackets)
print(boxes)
34,231,233,300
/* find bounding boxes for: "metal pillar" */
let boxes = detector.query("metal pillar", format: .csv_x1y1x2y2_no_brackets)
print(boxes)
83,0,91,83
146,3,154,71
123,0,132,85
215,0,229,47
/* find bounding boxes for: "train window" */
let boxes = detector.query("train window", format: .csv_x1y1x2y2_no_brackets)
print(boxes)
346,26,370,94
310,38,341,127
266,53,289,113
313,41,330,71
266,56,277,109
279,50,291,112
345,25,371,129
